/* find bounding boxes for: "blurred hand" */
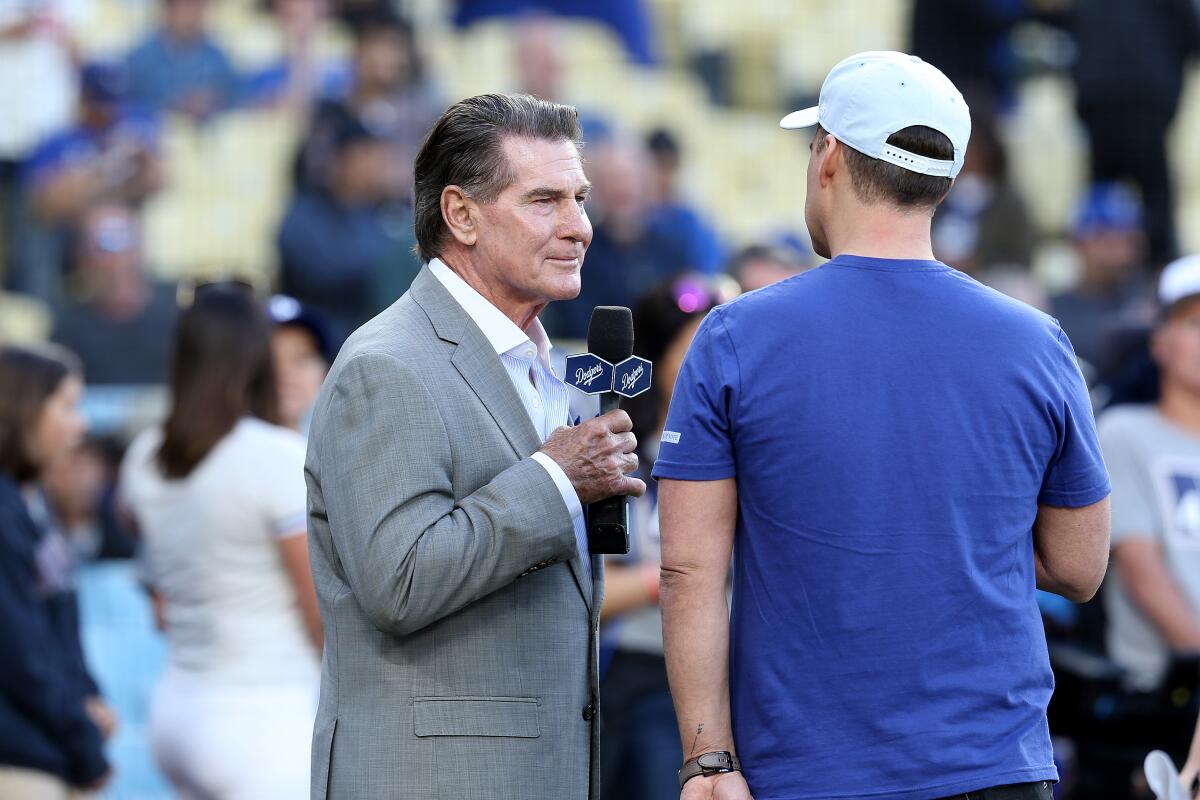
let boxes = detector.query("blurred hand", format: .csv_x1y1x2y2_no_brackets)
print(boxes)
85,695,118,741
539,410,645,505
681,772,754,800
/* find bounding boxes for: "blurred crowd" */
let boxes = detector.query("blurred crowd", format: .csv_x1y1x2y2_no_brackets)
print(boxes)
1,0,1199,798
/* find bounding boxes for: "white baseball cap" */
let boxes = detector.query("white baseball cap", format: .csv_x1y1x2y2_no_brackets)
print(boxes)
1160,254,1200,309
780,51,972,179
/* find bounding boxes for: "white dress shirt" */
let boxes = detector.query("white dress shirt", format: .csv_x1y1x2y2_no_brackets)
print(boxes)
429,259,590,584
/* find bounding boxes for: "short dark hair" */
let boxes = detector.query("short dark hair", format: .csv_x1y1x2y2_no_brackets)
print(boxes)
0,345,81,483
816,124,954,209
412,93,583,263
158,284,278,479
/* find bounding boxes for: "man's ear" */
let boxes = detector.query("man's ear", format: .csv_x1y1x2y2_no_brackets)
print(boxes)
441,185,479,246
819,134,840,189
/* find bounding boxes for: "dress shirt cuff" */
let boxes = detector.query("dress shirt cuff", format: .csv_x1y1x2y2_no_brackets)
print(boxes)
530,452,584,521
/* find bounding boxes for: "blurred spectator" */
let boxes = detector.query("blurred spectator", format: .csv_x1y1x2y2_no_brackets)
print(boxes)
50,203,177,385
909,0,1032,110
118,284,321,799
600,275,733,800
240,0,341,112
1099,256,1200,693
0,345,112,796
281,117,411,345
726,243,809,292
455,0,656,65
13,62,162,303
931,98,1034,275
1072,0,1200,266
42,436,138,562
644,129,723,275
1050,183,1157,373
511,15,610,140
0,0,79,283
267,294,332,434
125,0,239,120
294,9,441,198
549,137,690,338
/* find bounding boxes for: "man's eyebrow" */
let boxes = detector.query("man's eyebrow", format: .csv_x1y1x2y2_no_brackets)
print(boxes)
522,183,592,200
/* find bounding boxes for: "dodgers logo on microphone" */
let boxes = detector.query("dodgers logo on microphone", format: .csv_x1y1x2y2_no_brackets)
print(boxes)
613,356,652,398
564,353,615,395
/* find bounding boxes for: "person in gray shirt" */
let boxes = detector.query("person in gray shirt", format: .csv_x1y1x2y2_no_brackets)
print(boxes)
1101,254,1200,691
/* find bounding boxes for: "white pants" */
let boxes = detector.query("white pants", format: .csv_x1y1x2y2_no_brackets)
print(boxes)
149,671,316,800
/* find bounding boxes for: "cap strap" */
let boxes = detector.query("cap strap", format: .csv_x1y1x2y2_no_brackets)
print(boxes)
878,144,955,177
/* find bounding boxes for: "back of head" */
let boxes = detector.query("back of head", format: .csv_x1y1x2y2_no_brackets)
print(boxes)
0,345,80,484
412,93,582,263
158,284,277,478
782,52,970,213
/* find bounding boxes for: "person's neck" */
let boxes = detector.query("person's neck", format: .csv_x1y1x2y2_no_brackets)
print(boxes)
827,202,936,262
1158,381,1200,437
438,252,544,331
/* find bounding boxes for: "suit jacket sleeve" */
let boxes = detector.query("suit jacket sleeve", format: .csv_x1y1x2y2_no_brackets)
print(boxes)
314,351,579,637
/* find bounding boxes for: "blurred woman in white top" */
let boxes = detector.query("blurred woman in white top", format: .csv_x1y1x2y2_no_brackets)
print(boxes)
119,283,321,800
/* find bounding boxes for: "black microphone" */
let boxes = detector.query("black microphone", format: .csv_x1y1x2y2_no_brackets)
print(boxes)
586,306,634,555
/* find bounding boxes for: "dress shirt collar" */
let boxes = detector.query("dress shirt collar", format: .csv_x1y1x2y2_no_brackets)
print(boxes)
429,258,554,367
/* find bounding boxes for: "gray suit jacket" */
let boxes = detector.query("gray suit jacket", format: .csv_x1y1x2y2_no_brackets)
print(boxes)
305,266,604,799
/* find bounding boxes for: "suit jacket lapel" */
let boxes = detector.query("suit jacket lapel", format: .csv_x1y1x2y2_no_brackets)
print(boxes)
411,266,594,610
411,267,542,459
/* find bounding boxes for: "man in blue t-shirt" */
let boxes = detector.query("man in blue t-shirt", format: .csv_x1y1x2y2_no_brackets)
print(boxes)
654,52,1112,800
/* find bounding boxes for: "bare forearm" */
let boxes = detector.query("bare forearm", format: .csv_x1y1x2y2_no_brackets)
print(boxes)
661,568,734,758
1127,572,1200,650
600,563,657,622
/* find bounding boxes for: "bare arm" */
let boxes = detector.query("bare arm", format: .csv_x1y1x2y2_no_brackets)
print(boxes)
660,477,753,799
277,531,324,654
1033,497,1111,602
1111,538,1200,650
599,563,658,622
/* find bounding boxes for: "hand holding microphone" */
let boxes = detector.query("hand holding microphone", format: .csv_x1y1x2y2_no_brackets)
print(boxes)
539,410,645,505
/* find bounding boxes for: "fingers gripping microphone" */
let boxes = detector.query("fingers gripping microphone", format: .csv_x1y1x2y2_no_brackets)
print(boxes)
586,307,635,555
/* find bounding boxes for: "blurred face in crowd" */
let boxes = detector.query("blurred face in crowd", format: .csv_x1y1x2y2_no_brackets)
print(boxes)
77,205,146,313
42,441,107,525
468,136,592,315
31,374,88,474
164,0,209,41
1154,295,1200,397
1076,227,1143,290
737,255,804,292
334,139,391,203
588,141,652,238
272,325,328,432
516,18,564,101
356,28,411,92
273,0,326,36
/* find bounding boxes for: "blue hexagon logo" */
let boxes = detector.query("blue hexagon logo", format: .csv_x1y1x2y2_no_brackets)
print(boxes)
613,356,652,398
564,353,614,395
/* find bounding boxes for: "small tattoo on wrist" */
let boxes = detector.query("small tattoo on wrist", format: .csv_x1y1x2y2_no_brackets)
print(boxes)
690,723,704,755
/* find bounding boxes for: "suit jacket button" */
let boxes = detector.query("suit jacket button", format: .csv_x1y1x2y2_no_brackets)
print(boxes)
582,704,596,721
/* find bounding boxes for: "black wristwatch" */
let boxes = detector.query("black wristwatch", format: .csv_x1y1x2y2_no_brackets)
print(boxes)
678,751,741,789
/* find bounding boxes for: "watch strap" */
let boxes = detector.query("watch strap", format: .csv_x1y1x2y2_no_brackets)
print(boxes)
678,751,741,788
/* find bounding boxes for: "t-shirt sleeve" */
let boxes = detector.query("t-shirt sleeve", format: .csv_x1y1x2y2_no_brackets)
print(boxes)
652,309,739,481
1038,327,1112,507
1099,412,1160,543
256,430,309,539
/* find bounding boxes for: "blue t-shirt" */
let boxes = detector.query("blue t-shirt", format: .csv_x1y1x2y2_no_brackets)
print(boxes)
652,255,1110,800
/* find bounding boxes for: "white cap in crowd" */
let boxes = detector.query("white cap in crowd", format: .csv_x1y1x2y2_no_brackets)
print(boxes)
780,51,971,179
1160,254,1200,310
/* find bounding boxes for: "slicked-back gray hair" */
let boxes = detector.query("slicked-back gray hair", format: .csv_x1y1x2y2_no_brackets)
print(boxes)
412,93,583,262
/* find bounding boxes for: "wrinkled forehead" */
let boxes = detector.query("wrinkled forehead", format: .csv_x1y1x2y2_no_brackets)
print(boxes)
500,135,589,190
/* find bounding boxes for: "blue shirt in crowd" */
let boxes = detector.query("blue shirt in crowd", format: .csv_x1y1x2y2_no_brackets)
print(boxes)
125,32,238,116
653,255,1110,800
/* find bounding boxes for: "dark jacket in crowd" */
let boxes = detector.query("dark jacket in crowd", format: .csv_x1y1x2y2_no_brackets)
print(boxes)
1073,0,1200,115
0,476,107,786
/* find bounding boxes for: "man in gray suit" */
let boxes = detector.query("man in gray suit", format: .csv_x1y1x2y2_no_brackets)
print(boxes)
304,93,645,799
